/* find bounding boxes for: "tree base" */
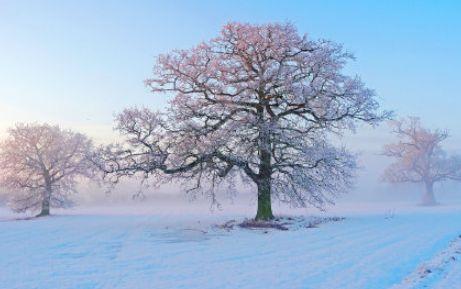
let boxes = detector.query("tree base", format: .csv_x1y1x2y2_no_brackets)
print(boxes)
35,211,50,218
255,200,274,221
255,214,274,221
240,219,288,230
228,216,346,231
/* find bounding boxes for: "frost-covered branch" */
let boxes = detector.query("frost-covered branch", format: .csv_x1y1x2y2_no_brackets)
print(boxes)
98,22,389,220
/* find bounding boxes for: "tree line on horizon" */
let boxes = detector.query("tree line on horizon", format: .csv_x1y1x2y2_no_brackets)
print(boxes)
0,22,460,219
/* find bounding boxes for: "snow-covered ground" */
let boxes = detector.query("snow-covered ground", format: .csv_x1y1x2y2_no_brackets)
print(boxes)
0,204,460,289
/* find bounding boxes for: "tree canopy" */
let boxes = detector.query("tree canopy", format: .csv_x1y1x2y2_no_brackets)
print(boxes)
97,22,389,219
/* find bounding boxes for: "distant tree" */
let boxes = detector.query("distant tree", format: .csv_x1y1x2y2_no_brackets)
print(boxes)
97,22,389,220
382,117,461,205
0,123,96,217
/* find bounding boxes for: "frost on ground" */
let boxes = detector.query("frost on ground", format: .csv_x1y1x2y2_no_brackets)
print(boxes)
216,216,345,231
391,234,461,289
0,205,461,289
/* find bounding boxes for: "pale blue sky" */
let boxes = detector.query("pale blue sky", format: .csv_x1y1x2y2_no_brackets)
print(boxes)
1,0,460,146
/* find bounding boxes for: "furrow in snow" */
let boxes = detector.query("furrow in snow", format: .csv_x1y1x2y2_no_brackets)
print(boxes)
390,235,461,289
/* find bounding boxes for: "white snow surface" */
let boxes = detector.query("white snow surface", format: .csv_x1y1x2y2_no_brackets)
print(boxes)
1,203,461,289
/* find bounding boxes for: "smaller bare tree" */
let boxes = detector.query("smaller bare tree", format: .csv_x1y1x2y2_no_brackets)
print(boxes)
382,117,461,205
0,123,97,217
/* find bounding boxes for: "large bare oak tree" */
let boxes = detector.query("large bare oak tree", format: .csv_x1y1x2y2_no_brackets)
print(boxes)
0,123,96,217
98,22,388,220
383,117,461,205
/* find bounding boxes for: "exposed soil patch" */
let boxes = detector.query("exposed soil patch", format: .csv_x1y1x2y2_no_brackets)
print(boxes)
216,216,345,232
239,219,290,231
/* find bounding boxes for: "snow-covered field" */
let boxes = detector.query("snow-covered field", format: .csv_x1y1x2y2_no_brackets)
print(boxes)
1,204,460,289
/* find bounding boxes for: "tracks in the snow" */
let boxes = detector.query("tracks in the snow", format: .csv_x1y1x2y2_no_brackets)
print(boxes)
390,234,461,289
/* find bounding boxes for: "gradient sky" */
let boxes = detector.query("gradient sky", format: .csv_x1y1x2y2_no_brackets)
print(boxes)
1,0,460,148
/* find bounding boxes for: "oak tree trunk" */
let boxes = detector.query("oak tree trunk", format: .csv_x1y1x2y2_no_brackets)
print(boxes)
421,181,437,206
255,124,274,221
37,183,52,217
256,176,273,221
37,199,50,217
